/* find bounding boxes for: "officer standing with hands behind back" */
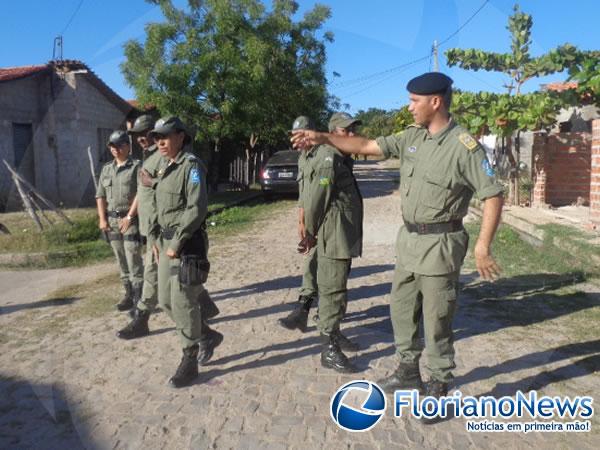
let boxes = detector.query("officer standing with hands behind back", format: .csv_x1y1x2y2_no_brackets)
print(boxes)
291,116,364,374
291,72,504,422
96,130,144,313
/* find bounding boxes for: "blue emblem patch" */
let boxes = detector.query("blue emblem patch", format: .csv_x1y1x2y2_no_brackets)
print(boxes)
408,146,417,153
190,168,201,184
482,159,495,177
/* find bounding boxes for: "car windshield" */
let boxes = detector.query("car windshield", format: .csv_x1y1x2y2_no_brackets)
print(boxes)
266,150,299,166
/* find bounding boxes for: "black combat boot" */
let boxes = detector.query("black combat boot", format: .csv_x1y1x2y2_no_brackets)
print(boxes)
198,291,220,320
421,380,450,425
116,281,134,311
320,333,358,373
128,283,143,318
169,345,200,388
116,309,150,340
332,329,360,352
197,322,224,364
278,295,314,332
378,362,424,393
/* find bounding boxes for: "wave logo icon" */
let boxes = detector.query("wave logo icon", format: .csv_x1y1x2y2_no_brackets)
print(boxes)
330,380,387,432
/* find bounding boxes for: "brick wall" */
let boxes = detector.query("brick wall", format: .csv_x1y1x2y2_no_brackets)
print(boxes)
592,120,600,225
531,132,592,207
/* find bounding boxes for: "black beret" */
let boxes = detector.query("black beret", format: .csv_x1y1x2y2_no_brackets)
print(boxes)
406,72,453,95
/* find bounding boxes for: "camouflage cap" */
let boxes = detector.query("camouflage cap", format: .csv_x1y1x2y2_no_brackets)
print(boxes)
127,114,155,134
150,116,193,143
328,112,362,132
291,116,315,131
107,130,129,147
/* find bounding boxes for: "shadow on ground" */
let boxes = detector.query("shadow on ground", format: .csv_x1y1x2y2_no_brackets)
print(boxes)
0,297,81,316
0,374,90,449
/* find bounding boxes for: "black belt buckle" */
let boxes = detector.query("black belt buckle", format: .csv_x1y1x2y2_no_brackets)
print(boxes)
418,223,427,234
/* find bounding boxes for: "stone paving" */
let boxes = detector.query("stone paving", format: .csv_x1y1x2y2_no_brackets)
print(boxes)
0,160,599,449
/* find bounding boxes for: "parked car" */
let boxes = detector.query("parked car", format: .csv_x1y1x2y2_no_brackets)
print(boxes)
260,150,300,199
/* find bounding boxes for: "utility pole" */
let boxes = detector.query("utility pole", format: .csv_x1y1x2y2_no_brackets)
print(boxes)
432,40,439,72
53,36,63,60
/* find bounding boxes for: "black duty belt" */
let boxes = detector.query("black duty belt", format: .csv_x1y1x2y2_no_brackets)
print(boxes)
106,231,141,242
404,220,463,235
107,210,127,218
161,227,177,240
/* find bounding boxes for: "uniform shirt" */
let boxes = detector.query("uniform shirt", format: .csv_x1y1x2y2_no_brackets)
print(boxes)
376,119,503,275
303,144,363,259
137,145,165,237
95,158,141,212
154,151,208,254
297,147,314,209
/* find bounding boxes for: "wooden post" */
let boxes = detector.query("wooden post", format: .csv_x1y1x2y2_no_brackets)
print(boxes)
2,159,73,225
87,146,98,193
10,171,43,230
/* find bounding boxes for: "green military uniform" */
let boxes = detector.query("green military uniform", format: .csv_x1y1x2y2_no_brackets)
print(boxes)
302,144,363,335
376,119,503,382
297,150,318,299
96,157,144,293
154,150,208,350
136,144,165,313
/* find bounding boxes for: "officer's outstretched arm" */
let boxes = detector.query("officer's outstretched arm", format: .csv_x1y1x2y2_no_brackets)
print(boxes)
292,131,382,157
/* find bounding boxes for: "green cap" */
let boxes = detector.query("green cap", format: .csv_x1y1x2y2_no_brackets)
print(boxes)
150,116,193,143
328,112,362,132
107,130,129,147
291,116,315,131
128,114,155,134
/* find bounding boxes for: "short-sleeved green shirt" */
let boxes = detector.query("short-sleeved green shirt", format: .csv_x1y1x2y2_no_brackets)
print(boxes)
154,151,208,254
376,119,503,275
137,145,166,237
95,157,140,212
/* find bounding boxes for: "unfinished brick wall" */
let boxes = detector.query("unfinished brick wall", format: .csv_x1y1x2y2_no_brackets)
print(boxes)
592,119,600,225
531,132,592,207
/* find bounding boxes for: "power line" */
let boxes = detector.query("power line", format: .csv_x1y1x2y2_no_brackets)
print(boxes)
438,0,490,48
61,0,85,35
330,0,490,90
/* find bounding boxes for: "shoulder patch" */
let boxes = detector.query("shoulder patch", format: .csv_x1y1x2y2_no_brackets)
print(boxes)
189,167,201,185
186,154,198,161
458,133,479,151
319,177,331,186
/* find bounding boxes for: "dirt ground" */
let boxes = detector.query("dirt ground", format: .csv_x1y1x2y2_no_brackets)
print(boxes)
0,160,598,449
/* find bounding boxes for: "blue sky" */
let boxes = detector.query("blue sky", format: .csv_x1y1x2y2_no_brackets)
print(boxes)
3,0,599,113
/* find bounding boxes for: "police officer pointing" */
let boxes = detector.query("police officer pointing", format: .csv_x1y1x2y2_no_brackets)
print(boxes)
292,72,503,418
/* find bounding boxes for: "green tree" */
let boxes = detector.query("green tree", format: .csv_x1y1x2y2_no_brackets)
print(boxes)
121,0,333,185
445,3,597,204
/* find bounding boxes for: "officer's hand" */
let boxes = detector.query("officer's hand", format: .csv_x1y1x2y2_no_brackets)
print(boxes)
297,234,317,255
99,219,110,231
291,130,322,150
166,248,178,259
140,169,155,188
298,220,306,240
152,244,159,262
119,217,131,233
474,242,501,281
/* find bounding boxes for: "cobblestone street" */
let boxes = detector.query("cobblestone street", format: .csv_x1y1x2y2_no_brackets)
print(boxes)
1,161,598,449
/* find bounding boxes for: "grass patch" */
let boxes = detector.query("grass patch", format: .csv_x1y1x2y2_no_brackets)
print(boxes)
207,198,295,238
0,190,272,268
464,222,598,279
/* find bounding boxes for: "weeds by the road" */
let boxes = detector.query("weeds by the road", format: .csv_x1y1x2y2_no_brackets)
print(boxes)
0,192,289,269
